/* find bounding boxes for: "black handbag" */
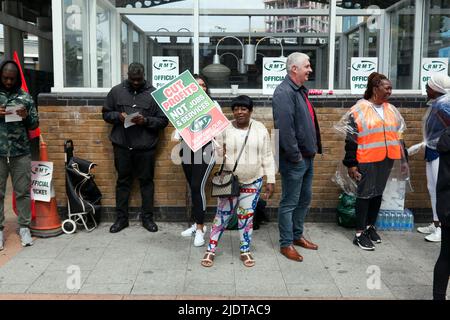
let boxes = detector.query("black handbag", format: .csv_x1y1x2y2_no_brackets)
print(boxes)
211,123,252,198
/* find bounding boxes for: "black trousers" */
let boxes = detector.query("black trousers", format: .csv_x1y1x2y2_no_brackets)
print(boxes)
355,195,383,231
180,141,215,225
113,145,155,221
433,226,450,300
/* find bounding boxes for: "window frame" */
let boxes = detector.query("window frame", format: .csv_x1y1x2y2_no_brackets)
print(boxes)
52,0,435,95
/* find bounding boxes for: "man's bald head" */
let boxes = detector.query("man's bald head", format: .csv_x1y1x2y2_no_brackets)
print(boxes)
2,62,19,74
1,62,19,91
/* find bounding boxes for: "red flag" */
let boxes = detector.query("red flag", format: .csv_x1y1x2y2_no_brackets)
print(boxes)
13,51,29,93
13,51,40,139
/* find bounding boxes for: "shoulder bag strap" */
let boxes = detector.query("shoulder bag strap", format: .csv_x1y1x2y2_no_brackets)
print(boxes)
232,121,253,172
217,122,253,175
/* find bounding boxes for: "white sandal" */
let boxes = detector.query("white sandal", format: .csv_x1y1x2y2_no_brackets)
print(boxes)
240,252,255,267
201,251,215,267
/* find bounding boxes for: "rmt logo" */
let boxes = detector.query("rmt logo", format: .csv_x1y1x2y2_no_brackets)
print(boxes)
423,61,447,72
153,60,177,71
352,61,376,72
264,61,286,72
31,164,51,176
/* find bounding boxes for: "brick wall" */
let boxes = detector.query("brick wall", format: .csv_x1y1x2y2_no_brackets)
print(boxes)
37,94,431,220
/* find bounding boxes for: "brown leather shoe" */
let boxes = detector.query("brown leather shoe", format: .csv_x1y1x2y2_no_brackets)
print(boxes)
293,237,318,250
280,245,303,262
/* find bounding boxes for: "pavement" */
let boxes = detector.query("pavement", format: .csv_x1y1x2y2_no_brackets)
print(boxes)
0,200,446,300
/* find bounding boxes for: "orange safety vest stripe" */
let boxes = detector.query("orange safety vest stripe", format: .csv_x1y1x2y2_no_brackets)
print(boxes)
352,102,402,163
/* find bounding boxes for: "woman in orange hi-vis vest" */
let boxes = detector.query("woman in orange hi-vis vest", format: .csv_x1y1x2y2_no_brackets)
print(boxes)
340,72,408,251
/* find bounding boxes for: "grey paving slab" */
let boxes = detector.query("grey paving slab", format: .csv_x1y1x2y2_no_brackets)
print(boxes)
182,283,236,297
185,264,235,285
141,247,189,270
79,283,134,295
230,229,280,271
147,233,192,250
84,257,142,285
286,283,342,298
280,264,336,286
380,266,432,286
0,258,53,285
0,284,29,294
101,247,147,261
131,269,185,295
337,285,395,299
235,270,289,297
65,229,114,248
0,222,440,299
330,268,395,299
387,285,433,300
13,241,68,259
46,246,105,271
231,251,279,271
382,233,440,273
26,269,90,294
187,231,234,270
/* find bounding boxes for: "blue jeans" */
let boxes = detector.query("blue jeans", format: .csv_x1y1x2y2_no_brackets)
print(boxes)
278,156,314,248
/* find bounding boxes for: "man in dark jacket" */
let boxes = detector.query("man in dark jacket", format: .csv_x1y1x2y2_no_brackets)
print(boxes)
0,60,39,250
102,63,168,233
272,52,322,262
433,86,450,300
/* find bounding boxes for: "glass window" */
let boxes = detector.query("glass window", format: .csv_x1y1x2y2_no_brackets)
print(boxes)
97,3,112,87
423,0,450,64
125,14,194,84
121,21,128,80
133,29,140,63
63,0,90,87
389,0,415,89
57,0,449,92
199,0,330,90
334,15,380,89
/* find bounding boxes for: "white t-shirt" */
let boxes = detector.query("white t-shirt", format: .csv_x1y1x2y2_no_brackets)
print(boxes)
373,104,384,120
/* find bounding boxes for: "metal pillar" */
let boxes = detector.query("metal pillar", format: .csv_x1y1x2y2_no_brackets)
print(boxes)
37,17,53,72
2,0,24,62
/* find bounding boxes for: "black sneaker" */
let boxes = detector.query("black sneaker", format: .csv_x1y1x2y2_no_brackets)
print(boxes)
353,232,375,251
366,225,382,243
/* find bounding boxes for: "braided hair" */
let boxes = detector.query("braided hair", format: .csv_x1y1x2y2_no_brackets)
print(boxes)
364,72,388,100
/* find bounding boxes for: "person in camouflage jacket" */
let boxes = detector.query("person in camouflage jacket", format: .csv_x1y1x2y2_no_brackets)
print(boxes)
0,60,39,250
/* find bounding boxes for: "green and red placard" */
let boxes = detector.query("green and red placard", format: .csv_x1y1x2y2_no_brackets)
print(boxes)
151,70,230,152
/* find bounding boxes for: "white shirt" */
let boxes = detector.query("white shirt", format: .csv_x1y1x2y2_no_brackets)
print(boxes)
373,104,384,120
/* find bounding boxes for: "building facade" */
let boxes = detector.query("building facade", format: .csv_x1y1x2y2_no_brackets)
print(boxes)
8,0,450,220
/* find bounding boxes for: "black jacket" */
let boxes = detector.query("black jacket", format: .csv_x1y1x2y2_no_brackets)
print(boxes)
102,80,168,150
272,76,322,162
436,126,450,227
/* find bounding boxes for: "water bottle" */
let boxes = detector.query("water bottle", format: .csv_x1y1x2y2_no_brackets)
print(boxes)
384,211,390,231
378,210,385,231
395,211,402,231
376,210,383,230
402,210,409,231
393,210,400,231
408,209,415,232
389,211,395,231
383,210,388,231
